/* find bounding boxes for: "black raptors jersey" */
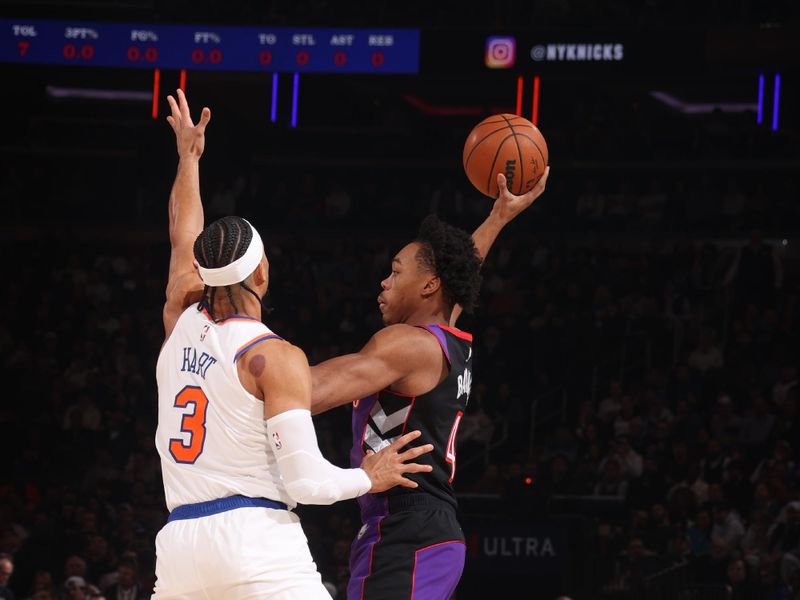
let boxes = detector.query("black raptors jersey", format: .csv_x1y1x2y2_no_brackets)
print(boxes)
350,323,473,518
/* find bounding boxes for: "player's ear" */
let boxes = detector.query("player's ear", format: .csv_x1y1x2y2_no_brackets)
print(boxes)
252,261,266,286
422,274,441,298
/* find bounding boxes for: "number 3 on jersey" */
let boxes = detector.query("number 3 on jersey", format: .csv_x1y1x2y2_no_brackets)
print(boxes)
169,385,209,464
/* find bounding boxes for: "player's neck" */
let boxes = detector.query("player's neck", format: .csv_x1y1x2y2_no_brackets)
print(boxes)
209,291,262,321
403,305,449,328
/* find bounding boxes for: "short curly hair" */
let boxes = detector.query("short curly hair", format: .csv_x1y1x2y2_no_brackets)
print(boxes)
414,214,482,314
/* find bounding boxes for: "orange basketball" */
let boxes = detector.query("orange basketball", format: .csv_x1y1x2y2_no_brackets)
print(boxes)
462,113,548,198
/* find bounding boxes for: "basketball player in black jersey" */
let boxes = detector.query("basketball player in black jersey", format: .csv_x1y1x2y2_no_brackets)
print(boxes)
310,166,550,600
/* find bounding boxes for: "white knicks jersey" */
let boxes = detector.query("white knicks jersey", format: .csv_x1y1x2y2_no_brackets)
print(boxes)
155,303,294,511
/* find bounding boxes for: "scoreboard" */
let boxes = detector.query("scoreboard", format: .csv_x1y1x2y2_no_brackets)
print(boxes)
0,19,420,74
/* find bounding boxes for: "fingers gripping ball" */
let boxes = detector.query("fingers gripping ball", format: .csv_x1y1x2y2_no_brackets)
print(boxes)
462,113,548,198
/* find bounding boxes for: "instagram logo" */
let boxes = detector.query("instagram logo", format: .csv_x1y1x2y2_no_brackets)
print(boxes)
485,36,516,68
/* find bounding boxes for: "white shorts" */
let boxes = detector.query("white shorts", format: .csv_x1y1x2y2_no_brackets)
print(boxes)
152,505,332,600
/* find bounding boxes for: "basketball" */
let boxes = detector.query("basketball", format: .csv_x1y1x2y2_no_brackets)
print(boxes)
462,113,549,198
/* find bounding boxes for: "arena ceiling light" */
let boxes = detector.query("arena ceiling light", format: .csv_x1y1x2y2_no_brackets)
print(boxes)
648,90,757,114
46,85,152,101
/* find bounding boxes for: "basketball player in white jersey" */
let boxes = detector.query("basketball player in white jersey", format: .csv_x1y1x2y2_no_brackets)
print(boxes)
152,89,433,600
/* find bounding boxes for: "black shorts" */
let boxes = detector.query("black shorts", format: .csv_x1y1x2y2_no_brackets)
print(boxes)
348,494,466,600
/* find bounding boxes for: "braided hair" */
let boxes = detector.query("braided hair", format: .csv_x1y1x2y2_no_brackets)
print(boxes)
193,216,262,321
414,214,482,314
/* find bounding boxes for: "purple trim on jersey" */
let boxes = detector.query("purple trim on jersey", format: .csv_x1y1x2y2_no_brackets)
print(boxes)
232,334,282,362
199,301,263,324
415,324,451,365
348,516,382,600
411,541,466,600
350,393,378,468
351,393,390,522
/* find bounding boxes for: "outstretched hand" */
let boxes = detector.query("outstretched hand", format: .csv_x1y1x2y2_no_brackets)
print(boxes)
493,165,550,225
360,430,434,494
166,88,211,161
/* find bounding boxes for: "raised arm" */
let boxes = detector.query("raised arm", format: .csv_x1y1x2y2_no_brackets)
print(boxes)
310,324,442,415
162,89,211,338
249,338,432,504
450,166,550,326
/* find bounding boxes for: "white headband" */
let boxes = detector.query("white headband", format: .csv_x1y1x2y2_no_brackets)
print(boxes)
197,220,264,287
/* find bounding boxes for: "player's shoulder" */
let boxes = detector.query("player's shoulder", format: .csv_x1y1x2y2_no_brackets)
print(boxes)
370,323,435,343
250,336,308,366
366,324,443,359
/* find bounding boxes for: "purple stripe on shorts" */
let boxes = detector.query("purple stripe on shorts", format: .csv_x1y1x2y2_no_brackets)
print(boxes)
348,517,382,600
411,541,466,600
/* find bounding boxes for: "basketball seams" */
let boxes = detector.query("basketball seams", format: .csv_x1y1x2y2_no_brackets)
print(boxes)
484,133,515,197
500,114,525,195
512,132,548,170
463,125,516,169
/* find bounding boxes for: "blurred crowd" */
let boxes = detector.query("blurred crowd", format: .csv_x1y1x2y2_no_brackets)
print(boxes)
2,199,798,598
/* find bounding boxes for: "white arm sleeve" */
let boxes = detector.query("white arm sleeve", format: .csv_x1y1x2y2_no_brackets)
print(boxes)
267,408,372,505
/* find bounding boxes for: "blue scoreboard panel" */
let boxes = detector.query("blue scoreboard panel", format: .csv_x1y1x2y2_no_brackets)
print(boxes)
0,19,420,74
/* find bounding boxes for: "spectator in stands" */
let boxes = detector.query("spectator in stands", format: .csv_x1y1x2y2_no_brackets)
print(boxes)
0,553,15,600
710,394,744,444
102,559,144,600
751,440,795,485
726,557,759,600
668,460,708,510
757,561,792,600
628,457,668,510
742,509,774,570
594,457,628,498
63,577,88,600
543,426,580,464
615,537,660,595
666,531,692,565
752,482,781,518
767,501,800,584
83,536,115,587
739,392,776,451
687,328,724,374
537,453,576,497
597,381,624,424
24,570,55,600
687,509,713,557
698,438,730,485
711,501,745,558
644,503,673,555
612,397,642,439
60,556,88,592
608,435,643,480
